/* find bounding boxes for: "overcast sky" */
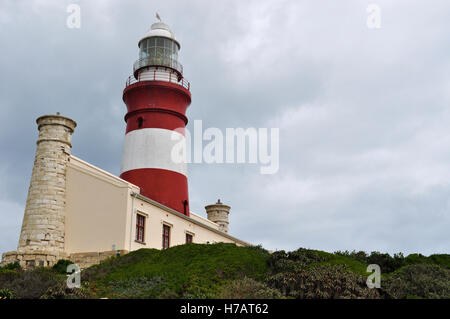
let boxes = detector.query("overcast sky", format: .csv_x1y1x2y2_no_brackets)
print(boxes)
1,0,449,256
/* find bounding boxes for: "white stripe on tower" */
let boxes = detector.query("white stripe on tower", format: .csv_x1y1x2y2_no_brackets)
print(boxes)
120,128,187,176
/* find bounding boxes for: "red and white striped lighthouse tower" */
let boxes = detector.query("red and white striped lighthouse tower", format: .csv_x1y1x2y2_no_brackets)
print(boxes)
120,20,191,216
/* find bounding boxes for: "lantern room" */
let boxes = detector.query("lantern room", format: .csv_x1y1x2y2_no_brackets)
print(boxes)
134,22,183,77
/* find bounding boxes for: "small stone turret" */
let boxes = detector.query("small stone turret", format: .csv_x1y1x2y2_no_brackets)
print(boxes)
205,199,231,233
3,114,77,268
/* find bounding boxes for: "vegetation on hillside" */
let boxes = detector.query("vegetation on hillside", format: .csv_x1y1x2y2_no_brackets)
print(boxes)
81,243,270,298
0,243,448,299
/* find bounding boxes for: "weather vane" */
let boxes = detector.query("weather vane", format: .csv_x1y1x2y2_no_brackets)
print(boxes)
156,12,162,22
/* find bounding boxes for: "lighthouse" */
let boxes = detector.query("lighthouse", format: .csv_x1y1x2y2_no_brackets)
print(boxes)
120,20,191,216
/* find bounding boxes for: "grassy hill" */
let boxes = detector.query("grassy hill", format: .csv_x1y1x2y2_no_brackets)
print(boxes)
1,243,449,299
82,243,271,298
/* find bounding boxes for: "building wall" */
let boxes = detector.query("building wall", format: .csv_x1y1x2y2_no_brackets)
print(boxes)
127,197,246,252
65,156,139,254
65,155,249,256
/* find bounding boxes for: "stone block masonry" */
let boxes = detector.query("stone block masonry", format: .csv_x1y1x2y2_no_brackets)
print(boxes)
1,114,77,268
68,250,129,270
1,250,129,270
205,199,231,233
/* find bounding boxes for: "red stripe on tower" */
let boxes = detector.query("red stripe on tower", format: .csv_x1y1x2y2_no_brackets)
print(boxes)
120,21,191,216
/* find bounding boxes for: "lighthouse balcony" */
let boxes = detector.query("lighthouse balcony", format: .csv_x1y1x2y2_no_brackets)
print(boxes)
125,69,190,91
133,56,183,77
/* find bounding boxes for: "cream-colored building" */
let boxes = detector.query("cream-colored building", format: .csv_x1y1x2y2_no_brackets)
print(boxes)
1,115,249,269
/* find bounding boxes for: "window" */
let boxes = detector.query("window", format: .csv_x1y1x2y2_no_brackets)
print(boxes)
139,36,179,67
162,224,170,249
136,214,145,243
186,233,193,244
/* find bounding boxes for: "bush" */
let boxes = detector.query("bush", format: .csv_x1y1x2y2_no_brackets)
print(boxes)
41,281,90,299
52,259,75,275
158,288,179,299
427,254,450,269
219,277,283,299
106,276,167,299
288,248,329,264
267,251,288,271
247,244,269,255
2,262,21,271
366,252,404,273
82,243,270,299
335,250,368,264
336,251,450,273
383,264,450,299
182,273,219,299
0,267,63,299
266,265,380,299
0,268,21,290
267,251,306,273
267,249,328,273
403,253,428,265
0,288,14,299
335,251,405,273
268,248,367,276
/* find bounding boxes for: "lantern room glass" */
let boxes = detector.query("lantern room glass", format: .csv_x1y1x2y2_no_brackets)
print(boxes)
139,37,179,64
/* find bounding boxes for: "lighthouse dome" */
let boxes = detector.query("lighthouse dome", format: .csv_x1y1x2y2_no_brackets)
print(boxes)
134,21,183,76
138,22,180,49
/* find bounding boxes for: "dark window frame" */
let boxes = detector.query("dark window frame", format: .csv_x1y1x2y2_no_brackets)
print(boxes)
136,214,146,243
185,233,193,244
162,224,171,249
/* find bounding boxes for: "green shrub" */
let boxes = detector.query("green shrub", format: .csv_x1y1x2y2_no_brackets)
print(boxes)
267,249,329,273
247,244,269,255
266,265,380,299
0,288,14,299
0,243,436,299
41,281,90,299
383,264,450,299
0,267,64,299
2,262,21,271
106,276,167,299
335,251,450,274
267,250,288,271
403,254,450,269
335,250,368,264
335,250,405,273
366,252,404,273
288,248,330,264
269,248,367,276
219,277,283,299
158,288,179,299
428,254,450,268
0,268,21,288
181,273,218,299
403,253,428,265
52,259,75,274
82,243,270,299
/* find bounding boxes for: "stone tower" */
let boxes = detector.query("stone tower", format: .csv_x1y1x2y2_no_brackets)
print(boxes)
13,114,76,267
205,200,231,233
